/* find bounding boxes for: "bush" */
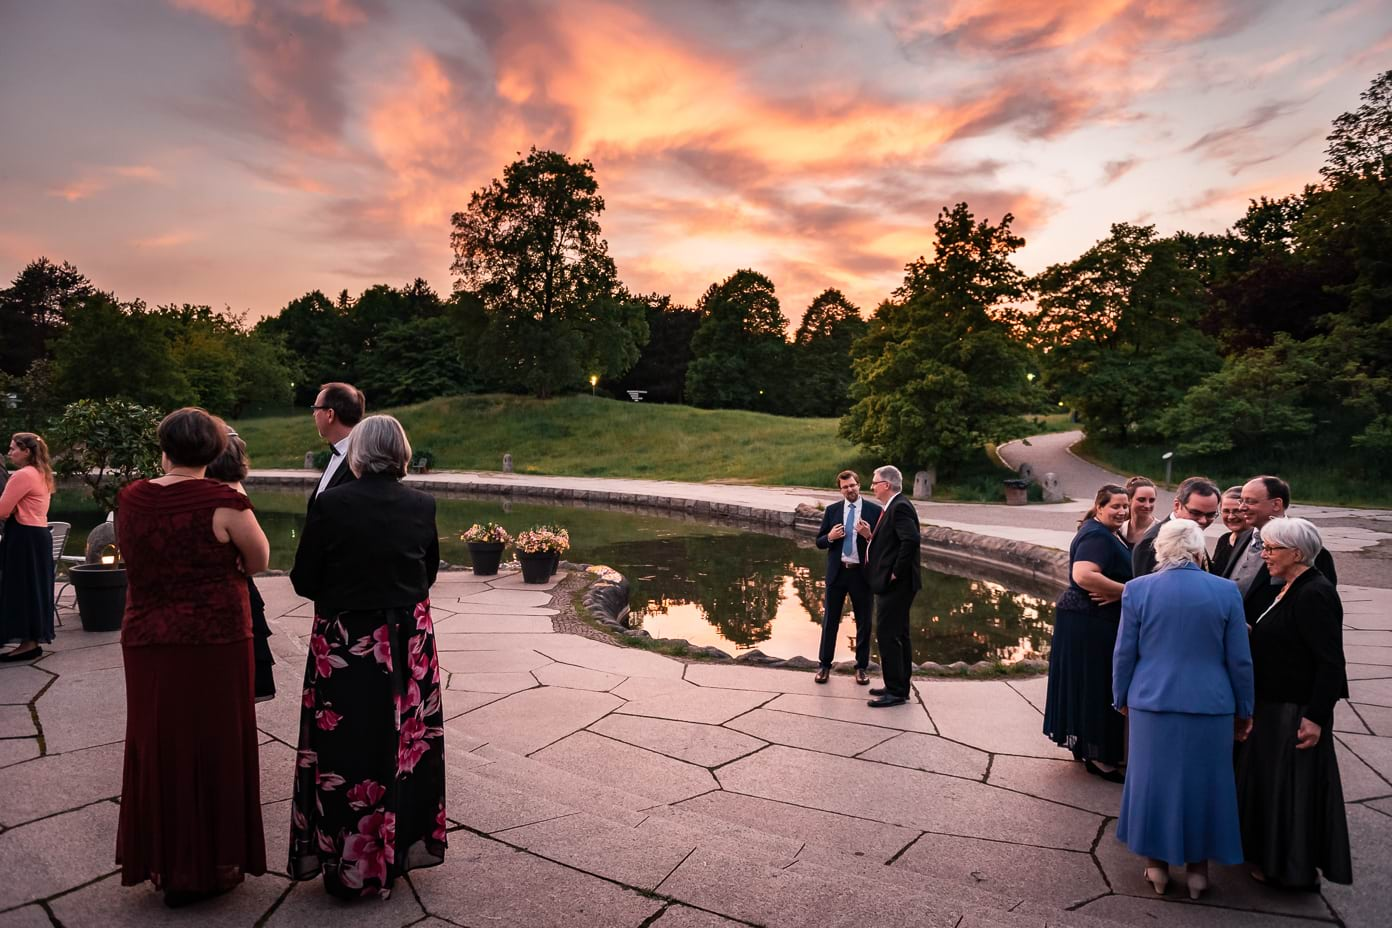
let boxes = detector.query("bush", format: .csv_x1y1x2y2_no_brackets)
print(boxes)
50,399,162,512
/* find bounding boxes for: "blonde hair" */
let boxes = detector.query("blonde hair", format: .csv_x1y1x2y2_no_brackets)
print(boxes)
10,432,54,492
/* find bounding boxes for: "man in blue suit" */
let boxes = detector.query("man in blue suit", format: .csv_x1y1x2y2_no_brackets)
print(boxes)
813,470,882,685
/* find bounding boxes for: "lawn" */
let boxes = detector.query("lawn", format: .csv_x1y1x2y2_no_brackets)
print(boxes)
1073,436,1389,508
233,394,1024,500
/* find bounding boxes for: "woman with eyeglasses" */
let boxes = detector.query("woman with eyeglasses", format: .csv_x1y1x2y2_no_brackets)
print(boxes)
1043,484,1132,782
1210,486,1250,577
1234,517,1352,889
0,432,56,661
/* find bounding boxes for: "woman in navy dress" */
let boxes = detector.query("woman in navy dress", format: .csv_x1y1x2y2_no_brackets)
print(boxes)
1113,520,1254,899
1043,484,1132,780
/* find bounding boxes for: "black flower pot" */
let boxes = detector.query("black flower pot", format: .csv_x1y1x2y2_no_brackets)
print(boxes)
517,551,552,584
548,551,560,576
466,541,506,576
68,564,127,632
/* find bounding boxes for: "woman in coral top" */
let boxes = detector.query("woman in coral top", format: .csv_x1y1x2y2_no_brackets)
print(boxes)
0,432,55,661
115,408,271,908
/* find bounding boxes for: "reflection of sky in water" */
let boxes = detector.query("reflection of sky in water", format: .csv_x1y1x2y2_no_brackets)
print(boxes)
53,489,1054,664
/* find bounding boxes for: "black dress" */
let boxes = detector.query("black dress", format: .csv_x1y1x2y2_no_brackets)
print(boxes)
1235,569,1352,886
1043,518,1132,764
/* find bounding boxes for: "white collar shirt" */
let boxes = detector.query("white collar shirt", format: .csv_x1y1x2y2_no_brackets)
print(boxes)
316,435,352,496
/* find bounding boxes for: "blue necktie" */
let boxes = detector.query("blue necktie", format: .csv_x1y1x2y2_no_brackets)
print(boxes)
843,503,856,558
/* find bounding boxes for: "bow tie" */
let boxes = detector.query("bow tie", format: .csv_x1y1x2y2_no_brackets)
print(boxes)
329,445,342,457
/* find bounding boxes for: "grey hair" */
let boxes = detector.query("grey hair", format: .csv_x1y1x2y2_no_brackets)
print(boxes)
1154,519,1206,568
873,465,903,493
346,414,412,478
1261,517,1323,566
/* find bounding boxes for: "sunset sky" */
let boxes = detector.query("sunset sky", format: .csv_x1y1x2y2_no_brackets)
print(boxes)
2,0,1388,327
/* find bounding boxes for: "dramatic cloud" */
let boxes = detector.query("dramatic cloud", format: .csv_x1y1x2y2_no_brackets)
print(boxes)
1,0,1386,325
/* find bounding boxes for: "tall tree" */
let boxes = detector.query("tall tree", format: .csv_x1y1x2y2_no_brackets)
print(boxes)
790,288,866,417
50,294,191,409
684,270,790,413
1031,223,1221,440
0,258,93,375
450,148,644,397
840,204,1036,474
612,294,701,404
254,290,355,405
1323,68,1392,184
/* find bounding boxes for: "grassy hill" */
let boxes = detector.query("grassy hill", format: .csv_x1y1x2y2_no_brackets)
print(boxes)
233,393,1019,498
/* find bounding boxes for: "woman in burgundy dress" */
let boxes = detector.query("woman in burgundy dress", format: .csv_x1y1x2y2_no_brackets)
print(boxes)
116,408,271,907
289,414,445,899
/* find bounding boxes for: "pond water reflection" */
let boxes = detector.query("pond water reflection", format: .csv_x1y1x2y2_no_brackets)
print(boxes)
52,488,1055,665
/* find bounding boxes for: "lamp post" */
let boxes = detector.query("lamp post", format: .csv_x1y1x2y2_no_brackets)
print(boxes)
589,374,598,396
1161,450,1174,488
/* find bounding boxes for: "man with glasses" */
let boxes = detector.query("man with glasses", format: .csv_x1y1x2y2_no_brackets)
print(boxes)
813,470,882,685
307,382,366,511
1131,476,1222,577
1227,475,1338,624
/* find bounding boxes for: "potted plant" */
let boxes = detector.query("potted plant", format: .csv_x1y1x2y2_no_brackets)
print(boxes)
513,526,569,584
461,522,511,576
50,399,162,631
1003,477,1031,506
537,523,569,575
409,448,435,474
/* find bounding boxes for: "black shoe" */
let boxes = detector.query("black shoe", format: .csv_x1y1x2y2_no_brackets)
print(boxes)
0,647,42,663
867,694,907,707
868,686,889,696
1084,760,1125,784
855,669,871,685
814,668,830,684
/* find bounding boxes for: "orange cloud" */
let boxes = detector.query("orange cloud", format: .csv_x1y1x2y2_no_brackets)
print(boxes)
132,231,196,248
169,0,253,26
47,164,164,202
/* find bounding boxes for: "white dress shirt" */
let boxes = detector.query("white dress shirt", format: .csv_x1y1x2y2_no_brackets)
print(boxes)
316,435,351,497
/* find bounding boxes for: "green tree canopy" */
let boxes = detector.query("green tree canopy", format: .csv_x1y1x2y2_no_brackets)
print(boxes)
611,294,701,404
790,288,866,417
0,258,93,376
840,203,1036,473
450,148,645,396
684,270,790,413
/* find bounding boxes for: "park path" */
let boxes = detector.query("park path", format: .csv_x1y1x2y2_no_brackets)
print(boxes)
2,571,1389,927
996,430,1175,509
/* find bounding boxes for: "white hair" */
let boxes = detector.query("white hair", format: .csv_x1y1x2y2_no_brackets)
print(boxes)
1154,519,1206,568
347,414,412,478
874,465,903,493
1261,517,1324,566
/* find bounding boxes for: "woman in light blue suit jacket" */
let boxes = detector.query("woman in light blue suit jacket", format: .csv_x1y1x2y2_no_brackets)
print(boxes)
1113,520,1254,900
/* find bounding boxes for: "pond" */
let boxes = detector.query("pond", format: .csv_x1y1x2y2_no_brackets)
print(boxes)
51,488,1056,665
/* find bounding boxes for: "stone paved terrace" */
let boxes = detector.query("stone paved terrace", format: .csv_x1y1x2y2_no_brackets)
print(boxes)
3,566,1391,927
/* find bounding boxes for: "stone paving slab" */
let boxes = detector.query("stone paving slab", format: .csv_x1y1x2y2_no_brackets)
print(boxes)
447,687,622,755
763,692,937,733
532,731,718,805
494,811,692,891
0,667,49,706
1338,732,1392,782
891,831,1107,909
0,707,34,740
1337,701,1372,734
265,878,425,926
435,648,553,673
534,642,687,679
458,589,556,607
717,746,1102,851
0,905,53,927
1353,702,1392,736
49,873,290,928
856,731,992,780
1347,662,1392,680
649,904,749,927
411,830,664,928
0,739,41,768
1350,678,1392,707
1324,804,1392,928
916,680,1075,759
986,754,1123,815
445,671,539,695
616,686,774,725
1074,895,1333,927
439,687,507,720
590,714,765,767
32,667,126,754
32,644,124,675
532,662,625,691
1335,738,1392,802
446,603,559,620
0,802,120,911
676,789,919,860
726,707,901,756
0,741,124,827
684,662,873,698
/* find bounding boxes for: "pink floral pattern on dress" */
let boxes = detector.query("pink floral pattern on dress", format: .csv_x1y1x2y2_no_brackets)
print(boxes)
288,599,446,898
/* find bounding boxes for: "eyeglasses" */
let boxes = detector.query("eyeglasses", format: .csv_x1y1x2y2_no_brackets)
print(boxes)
310,405,330,412
1181,505,1219,522
871,479,887,487
1260,544,1290,554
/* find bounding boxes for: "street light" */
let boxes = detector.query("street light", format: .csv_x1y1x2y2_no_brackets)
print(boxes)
1161,450,1174,488
589,374,598,395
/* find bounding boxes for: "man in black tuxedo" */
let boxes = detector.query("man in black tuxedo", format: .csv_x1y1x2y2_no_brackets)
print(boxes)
307,381,365,511
813,470,882,685
864,465,921,707
1228,474,1338,624
1130,476,1221,577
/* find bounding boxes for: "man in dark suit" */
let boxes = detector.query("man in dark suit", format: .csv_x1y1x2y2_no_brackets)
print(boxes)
1228,474,1338,624
864,465,921,707
1131,476,1221,577
813,470,882,685
307,381,365,511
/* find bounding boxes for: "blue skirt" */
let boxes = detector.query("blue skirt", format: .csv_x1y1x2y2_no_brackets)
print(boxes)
1117,708,1243,865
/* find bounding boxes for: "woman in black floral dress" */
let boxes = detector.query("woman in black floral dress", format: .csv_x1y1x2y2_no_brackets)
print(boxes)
289,415,444,898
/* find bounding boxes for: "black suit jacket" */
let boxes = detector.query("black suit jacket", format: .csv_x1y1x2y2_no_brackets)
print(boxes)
1242,545,1338,625
307,452,357,511
1130,515,1168,578
1211,528,1251,578
815,498,882,587
865,494,922,596
291,475,439,615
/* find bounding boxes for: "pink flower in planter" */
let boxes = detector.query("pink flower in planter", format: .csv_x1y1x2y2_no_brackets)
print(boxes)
347,779,387,811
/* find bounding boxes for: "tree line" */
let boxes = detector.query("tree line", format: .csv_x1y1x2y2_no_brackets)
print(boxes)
2,71,1387,481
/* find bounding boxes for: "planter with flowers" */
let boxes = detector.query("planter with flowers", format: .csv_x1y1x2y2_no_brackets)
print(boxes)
461,522,511,576
513,526,570,584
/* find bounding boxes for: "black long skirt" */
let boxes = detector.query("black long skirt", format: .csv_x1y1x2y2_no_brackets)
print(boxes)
0,518,55,645
1042,591,1125,765
1235,700,1352,886
288,600,446,898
